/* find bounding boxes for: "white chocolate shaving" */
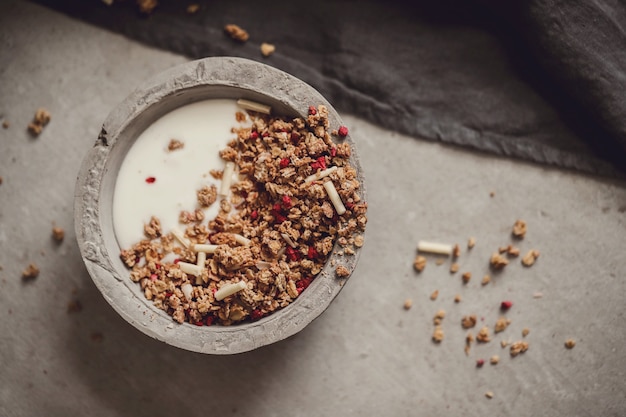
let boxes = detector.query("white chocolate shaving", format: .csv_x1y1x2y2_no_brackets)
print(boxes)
417,241,453,256
220,161,235,196
280,233,297,248
233,233,251,246
214,281,247,301
255,261,272,270
304,166,338,184
178,262,202,276
237,99,271,115
196,251,206,268
181,283,193,302
171,228,190,249
193,244,218,253
323,180,346,215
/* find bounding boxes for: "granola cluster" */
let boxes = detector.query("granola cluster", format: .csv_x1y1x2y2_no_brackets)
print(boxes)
120,105,366,326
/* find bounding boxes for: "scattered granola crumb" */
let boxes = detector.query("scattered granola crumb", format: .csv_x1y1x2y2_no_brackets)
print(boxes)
452,244,461,258
432,325,444,343
521,249,540,267
435,258,445,266
494,317,510,333
51,226,65,243
564,339,576,349
197,184,218,207
461,315,477,329
512,219,527,239
490,253,509,269
467,237,476,249
403,299,413,310
260,42,276,57
224,24,249,42
500,339,509,348
2,121,8,129
454,294,462,303
481,275,491,286
465,332,474,355
490,355,500,365
186,3,199,14
413,255,426,272
507,245,520,257
461,271,471,284
28,108,51,136
22,263,39,280
533,291,543,298
489,191,495,197
485,391,494,399
510,340,529,357
167,138,184,151
335,265,350,278
430,290,439,301
522,328,530,337
476,326,491,343
137,0,157,14
67,300,83,313
450,262,459,273
433,309,446,325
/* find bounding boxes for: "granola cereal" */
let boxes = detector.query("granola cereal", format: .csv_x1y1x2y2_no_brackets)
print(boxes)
485,391,494,399
403,299,413,310
119,105,365,326
476,326,491,343
224,24,249,42
2,121,8,129
494,317,510,333
481,275,491,286
510,340,529,357
452,244,461,258
564,338,576,349
450,262,459,273
522,327,530,337
461,315,477,329
186,3,199,13
27,108,51,136
432,325,444,343
433,309,446,325
512,219,527,239
521,249,540,267
490,355,500,365
167,138,184,151
51,226,65,242
430,290,439,301
454,294,462,303
261,42,276,57
138,0,157,14
413,255,426,272
490,253,509,269
22,263,39,280
467,237,475,249
461,271,471,284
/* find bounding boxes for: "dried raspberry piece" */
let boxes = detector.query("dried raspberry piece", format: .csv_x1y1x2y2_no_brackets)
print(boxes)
307,246,319,260
290,132,300,143
150,274,158,281
251,309,264,321
205,316,214,326
296,277,313,294
501,300,513,310
310,156,327,170
250,210,258,220
308,105,317,115
262,131,270,137
476,359,485,368
279,158,290,168
286,246,300,262
282,195,292,208
194,321,204,326
145,176,156,184
330,147,337,157
249,131,259,140
337,126,349,137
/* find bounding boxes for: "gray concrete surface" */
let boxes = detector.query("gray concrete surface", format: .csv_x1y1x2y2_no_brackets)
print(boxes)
1,1,625,416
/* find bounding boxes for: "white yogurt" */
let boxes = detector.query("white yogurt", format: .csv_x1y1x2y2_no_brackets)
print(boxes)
113,99,246,250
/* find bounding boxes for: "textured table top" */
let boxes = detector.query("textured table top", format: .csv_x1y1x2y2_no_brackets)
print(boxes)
1,2,625,416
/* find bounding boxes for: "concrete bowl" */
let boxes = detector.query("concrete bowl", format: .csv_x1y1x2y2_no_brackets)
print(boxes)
74,57,365,354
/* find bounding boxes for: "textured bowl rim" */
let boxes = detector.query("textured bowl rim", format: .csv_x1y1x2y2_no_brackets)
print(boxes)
74,56,366,354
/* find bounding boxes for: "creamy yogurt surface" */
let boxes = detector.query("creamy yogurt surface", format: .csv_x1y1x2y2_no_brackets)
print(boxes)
113,99,245,250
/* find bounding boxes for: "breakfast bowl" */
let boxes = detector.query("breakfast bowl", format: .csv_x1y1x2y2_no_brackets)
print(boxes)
74,57,366,354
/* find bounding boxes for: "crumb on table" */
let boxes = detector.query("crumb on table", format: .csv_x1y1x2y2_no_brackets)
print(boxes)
224,24,249,42
260,42,276,57
22,263,40,279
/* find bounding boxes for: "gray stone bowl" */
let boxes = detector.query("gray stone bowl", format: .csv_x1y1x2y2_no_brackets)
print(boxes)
74,57,365,354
